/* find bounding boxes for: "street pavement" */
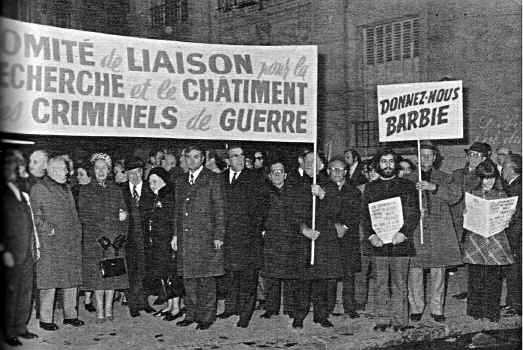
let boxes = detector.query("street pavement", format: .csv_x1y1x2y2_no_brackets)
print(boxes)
4,272,521,350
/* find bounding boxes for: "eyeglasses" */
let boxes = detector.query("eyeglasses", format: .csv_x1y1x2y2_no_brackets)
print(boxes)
329,167,346,173
467,152,484,158
270,169,285,175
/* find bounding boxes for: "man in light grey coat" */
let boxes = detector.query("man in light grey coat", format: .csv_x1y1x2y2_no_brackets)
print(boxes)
407,141,462,323
30,157,84,331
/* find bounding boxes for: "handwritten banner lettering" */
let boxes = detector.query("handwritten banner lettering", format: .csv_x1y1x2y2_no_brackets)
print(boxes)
0,17,317,143
377,80,463,142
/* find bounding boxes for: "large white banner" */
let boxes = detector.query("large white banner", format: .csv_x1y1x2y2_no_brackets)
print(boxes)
377,80,463,142
463,192,518,238
0,17,317,143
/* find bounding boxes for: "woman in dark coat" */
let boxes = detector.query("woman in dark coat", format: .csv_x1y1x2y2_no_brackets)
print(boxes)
79,153,129,322
72,162,96,313
143,167,183,321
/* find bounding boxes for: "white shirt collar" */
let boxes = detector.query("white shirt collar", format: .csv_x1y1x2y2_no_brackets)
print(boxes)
229,169,242,183
298,167,304,176
7,182,22,201
349,161,358,177
189,165,204,182
129,181,142,195
509,175,520,186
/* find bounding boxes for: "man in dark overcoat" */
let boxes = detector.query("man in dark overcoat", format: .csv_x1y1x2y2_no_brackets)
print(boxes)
290,151,344,329
2,151,39,346
30,156,84,330
259,160,299,319
326,156,362,319
217,145,263,328
121,157,155,317
172,145,225,330
502,153,522,315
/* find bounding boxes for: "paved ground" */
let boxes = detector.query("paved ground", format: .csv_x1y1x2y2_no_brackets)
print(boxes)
5,273,522,350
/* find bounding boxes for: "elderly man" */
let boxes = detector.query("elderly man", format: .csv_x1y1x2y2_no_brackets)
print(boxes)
217,145,263,328
290,151,343,328
361,148,419,332
495,147,511,174
30,157,84,331
122,157,155,317
327,156,362,319
27,149,48,189
172,145,225,330
502,153,522,316
450,142,490,299
407,141,462,323
259,160,298,319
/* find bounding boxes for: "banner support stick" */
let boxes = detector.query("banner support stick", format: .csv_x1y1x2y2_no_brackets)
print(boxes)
311,141,317,265
417,139,424,244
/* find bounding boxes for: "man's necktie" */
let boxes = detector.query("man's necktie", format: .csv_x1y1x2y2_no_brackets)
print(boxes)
231,172,238,184
189,173,194,185
132,185,139,207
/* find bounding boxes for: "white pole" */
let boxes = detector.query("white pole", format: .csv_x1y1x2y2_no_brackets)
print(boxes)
311,141,318,265
417,139,424,244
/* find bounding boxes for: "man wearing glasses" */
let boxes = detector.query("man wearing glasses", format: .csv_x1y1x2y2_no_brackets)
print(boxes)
217,145,264,328
450,142,491,300
260,161,299,320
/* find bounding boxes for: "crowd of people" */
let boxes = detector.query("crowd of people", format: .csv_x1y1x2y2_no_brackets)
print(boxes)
1,140,521,346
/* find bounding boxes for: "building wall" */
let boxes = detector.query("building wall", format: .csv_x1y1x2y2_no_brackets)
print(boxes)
4,0,521,170
347,0,521,170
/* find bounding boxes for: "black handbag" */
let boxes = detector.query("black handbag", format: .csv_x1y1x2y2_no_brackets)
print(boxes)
99,237,127,278
99,257,126,278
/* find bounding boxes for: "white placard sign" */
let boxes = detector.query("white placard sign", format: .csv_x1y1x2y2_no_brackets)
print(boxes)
463,192,518,238
368,196,404,244
0,17,317,143
377,80,463,142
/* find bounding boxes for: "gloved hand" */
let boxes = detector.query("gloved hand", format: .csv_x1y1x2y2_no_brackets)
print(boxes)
98,236,112,250
112,234,127,250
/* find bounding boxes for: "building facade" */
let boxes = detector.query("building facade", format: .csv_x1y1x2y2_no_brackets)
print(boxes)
3,0,521,170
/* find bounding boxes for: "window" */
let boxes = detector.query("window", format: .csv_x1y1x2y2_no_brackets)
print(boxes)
355,121,379,148
364,18,419,66
151,0,187,28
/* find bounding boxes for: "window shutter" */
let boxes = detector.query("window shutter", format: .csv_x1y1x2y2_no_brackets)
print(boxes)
364,18,420,66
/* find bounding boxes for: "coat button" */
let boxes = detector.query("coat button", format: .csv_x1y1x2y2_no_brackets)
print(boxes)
185,212,189,216
186,197,190,201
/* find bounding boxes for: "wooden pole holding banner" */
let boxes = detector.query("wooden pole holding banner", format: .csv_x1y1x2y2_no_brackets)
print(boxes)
311,140,318,265
417,139,424,244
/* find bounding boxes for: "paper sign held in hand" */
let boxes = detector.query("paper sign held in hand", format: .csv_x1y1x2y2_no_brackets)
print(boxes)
368,197,404,244
463,193,518,238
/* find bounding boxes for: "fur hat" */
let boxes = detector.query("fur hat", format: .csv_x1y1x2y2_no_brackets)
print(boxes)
148,167,170,185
